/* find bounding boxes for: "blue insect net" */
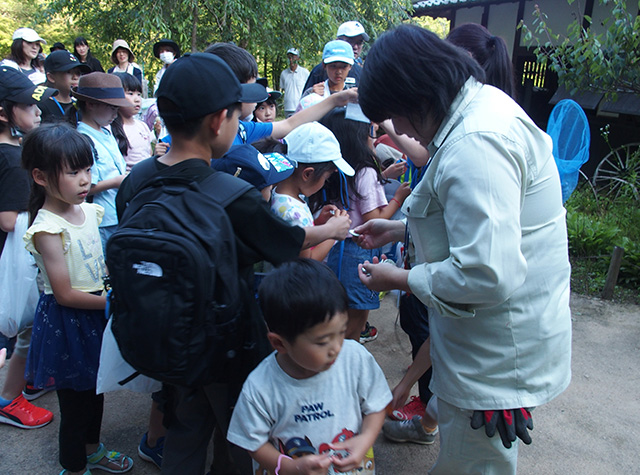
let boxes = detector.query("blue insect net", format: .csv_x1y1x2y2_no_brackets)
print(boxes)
546,99,591,202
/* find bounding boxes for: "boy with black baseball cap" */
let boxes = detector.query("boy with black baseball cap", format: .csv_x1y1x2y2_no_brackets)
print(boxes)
39,50,90,122
115,52,350,474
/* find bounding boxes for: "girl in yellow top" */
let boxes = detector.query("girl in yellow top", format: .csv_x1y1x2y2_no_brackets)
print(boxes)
22,123,133,475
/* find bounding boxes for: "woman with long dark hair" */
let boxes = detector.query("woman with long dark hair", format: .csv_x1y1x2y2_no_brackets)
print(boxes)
447,23,516,98
73,37,105,73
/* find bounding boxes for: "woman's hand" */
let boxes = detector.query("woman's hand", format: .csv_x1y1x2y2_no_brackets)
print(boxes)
353,219,405,249
0,348,6,369
358,257,410,292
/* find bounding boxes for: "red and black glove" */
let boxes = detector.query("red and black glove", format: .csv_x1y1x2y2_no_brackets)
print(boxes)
470,408,534,449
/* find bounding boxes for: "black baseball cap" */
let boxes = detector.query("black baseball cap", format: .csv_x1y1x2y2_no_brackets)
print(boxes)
44,50,91,74
0,66,58,104
157,53,268,125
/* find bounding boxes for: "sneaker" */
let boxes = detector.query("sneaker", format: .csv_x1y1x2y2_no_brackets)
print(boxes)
390,395,427,421
359,322,378,344
383,416,438,445
22,384,54,401
0,394,53,429
138,432,164,468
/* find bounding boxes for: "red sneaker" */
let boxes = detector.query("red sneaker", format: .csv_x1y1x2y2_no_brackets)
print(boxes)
390,396,427,422
0,394,53,429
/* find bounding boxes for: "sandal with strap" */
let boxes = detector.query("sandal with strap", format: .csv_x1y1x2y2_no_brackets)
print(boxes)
86,443,133,474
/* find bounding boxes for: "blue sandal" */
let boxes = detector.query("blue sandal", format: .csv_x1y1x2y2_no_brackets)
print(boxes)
86,443,133,473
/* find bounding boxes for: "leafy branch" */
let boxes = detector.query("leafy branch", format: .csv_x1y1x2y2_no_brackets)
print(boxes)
520,0,640,99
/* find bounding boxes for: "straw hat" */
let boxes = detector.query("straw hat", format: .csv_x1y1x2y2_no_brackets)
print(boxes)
110,39,135,64
71,72,132,107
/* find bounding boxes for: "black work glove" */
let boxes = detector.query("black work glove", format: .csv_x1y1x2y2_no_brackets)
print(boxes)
470,408,534,449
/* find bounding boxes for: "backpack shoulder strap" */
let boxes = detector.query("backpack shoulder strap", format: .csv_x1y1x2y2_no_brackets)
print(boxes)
198,171,254,208
126,156,162,192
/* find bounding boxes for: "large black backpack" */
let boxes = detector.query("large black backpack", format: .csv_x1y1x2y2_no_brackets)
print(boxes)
106,159,252,387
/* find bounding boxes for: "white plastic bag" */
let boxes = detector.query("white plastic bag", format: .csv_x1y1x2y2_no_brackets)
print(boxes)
0,212,39,337
97,318,161,394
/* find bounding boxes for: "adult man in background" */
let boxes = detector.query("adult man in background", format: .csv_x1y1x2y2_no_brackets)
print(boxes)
279,48,309,118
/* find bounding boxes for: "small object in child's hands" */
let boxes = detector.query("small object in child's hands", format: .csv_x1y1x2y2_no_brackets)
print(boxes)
379,258,396,266
329,209,336,215
361,266,371,276
349,229,360,237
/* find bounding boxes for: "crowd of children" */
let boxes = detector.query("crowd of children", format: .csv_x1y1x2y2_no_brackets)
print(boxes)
0,18,570,475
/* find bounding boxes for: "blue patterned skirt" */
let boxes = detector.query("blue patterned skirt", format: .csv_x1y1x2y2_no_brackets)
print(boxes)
26,293,107,391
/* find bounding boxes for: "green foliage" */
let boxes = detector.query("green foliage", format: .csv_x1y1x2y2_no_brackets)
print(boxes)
40,0,412,93
618,237,640,287
565,186,640,299
520,0,640,99
565,209,620,257
411,15,450,38
0,0,80,59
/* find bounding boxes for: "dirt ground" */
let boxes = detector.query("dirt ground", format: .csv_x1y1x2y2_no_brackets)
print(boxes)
0,292,638,474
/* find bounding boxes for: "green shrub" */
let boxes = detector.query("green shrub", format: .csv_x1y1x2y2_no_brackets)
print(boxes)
564,186,640,300
618,237,640,287
565,210,619,257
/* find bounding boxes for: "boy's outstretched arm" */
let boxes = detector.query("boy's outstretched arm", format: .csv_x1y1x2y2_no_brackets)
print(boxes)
329,410,386,472
302,213,351,250
270,88,358,139
251,443,332,475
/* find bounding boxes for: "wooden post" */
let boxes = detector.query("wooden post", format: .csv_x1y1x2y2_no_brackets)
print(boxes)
601,246,625,300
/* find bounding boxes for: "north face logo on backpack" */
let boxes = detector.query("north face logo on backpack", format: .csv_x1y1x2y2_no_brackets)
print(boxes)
132,261,163,277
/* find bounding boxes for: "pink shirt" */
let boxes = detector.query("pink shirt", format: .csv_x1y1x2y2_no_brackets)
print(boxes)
123,119,152,171
346,167,387,228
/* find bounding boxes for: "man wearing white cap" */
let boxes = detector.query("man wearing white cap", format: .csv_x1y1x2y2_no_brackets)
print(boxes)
302,21,368,92
279,47,310,118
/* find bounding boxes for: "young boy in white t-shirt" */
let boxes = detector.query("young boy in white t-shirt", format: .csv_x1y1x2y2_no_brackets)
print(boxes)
227,258,391,475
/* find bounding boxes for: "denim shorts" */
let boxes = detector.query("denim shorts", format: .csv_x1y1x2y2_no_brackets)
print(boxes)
327,239,381,310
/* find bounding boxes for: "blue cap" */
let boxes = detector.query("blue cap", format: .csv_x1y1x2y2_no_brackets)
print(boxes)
213,144,295,190
322,40,354,65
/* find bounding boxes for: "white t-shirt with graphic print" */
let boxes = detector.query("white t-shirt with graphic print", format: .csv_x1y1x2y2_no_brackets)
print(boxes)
227,340,391,474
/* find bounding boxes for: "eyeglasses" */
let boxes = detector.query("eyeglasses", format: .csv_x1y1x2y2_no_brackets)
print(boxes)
339,36,364,47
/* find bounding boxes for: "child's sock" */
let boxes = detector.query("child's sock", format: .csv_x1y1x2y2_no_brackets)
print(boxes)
0,395,15,407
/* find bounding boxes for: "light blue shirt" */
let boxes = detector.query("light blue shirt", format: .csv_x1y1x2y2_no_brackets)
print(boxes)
405,79,572,410
78,122,126,227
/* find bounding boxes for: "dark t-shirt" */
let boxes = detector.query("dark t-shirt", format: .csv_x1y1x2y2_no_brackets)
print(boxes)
302,61,362,92
116,157,306,375
0,144,30,254
39,97,75,123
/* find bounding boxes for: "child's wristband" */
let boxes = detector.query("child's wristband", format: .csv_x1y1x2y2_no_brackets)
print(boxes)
391,198,401,207
275,453,292,475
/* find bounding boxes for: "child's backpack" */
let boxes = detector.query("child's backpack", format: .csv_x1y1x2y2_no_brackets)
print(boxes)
106,158,252,387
